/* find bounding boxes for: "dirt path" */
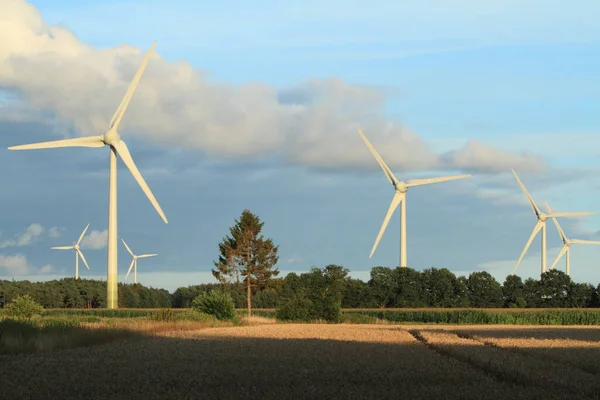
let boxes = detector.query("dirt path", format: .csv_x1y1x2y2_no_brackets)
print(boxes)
0,324,593,400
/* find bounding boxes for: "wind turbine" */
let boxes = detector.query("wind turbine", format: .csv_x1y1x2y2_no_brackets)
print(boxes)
121,239,157,284
51,224,91,280
7,42,168,309
511,169,595,275
545,201,600,276
357,128,471,268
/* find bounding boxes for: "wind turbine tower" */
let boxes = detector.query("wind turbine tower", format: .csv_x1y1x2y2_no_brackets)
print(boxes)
51,224,92,279
357,128,471,268
121,239,157,284
7,42,168,309
545,201,600,276
511,169,595,275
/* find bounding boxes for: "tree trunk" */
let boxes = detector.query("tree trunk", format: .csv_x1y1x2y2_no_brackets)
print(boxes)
246,276,252,318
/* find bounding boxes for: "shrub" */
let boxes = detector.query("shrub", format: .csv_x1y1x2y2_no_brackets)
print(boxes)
276,294,313,321
191,288,236,321
276,266,346,322
5,294,44,321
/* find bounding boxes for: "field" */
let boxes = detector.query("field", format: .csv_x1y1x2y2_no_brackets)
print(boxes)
2,310,600,399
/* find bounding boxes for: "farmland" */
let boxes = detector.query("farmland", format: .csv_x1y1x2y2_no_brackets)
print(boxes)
2,310,600,399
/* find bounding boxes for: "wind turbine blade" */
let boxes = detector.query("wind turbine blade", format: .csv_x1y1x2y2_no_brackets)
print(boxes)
109,41,157,131
76,224,90,246
137,254,157,258
406,174,471,187
512,220,543,274
125,259,135,280
51,246,73,250
511,169,541,216
570,239,600,245
357,128,398,185
8,136,105,151
549,245,568,270
369,192,404,258
544,202,568,243
121,239,134,257
76,249,91,270
112,140,168,224
548,212,597,218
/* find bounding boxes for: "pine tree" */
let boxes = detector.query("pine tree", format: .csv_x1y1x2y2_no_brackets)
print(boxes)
212,210,279,317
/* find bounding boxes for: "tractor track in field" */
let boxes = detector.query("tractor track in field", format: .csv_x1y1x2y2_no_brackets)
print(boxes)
407,329,535,390
408,328,600,399
453,330,600,377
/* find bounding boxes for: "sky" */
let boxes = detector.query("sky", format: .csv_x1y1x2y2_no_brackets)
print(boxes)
1,0,600,292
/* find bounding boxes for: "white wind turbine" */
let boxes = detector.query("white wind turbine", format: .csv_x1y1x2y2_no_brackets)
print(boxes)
121,239,157,284
357,128,471,268
7,42,167,309
545,201,600,276
511,169,595,275
51,224,91,280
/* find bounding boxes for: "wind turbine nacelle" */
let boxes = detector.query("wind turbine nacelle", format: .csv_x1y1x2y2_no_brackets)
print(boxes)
103,130,121,146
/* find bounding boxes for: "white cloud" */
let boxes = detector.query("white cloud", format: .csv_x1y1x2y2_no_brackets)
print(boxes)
0,253,55,277
287,255,303,264
80,229,108,250
0,0,545,175
17,223,44,245
39,264,53,274
0,223,64,248
48,226,63,238
0,253,30,275
440,140,546,174
0,222,45,248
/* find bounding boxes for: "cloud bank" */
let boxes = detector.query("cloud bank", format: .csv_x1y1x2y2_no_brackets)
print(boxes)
1,0,545,175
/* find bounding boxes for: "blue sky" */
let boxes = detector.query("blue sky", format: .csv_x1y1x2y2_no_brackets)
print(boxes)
2,0,600,291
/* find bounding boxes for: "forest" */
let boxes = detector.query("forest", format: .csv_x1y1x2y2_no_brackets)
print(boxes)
1,266,598,309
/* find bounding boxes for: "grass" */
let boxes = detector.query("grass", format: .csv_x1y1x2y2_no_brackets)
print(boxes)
0,318,139,355
0,309,236,355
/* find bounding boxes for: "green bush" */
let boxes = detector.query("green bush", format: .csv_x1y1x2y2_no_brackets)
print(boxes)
191,288,236,321
5,294,44,321
276,267,346,323
277,294,313,321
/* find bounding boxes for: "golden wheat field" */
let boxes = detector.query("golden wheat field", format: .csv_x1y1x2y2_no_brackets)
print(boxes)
2,323,600,399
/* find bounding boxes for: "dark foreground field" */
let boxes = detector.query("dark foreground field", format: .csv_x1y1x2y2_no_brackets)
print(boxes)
2,323,600,400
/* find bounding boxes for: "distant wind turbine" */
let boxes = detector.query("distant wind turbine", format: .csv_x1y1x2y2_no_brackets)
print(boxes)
545,201,600,276
511,169,596,275
7,42,167,309
51,224,91,280
357,128,471,268
121,239,157,284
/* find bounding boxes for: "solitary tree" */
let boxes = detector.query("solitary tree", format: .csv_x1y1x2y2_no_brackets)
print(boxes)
212,210,279,317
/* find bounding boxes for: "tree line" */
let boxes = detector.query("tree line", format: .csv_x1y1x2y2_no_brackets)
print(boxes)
2,209,599,310
2,266,599,309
